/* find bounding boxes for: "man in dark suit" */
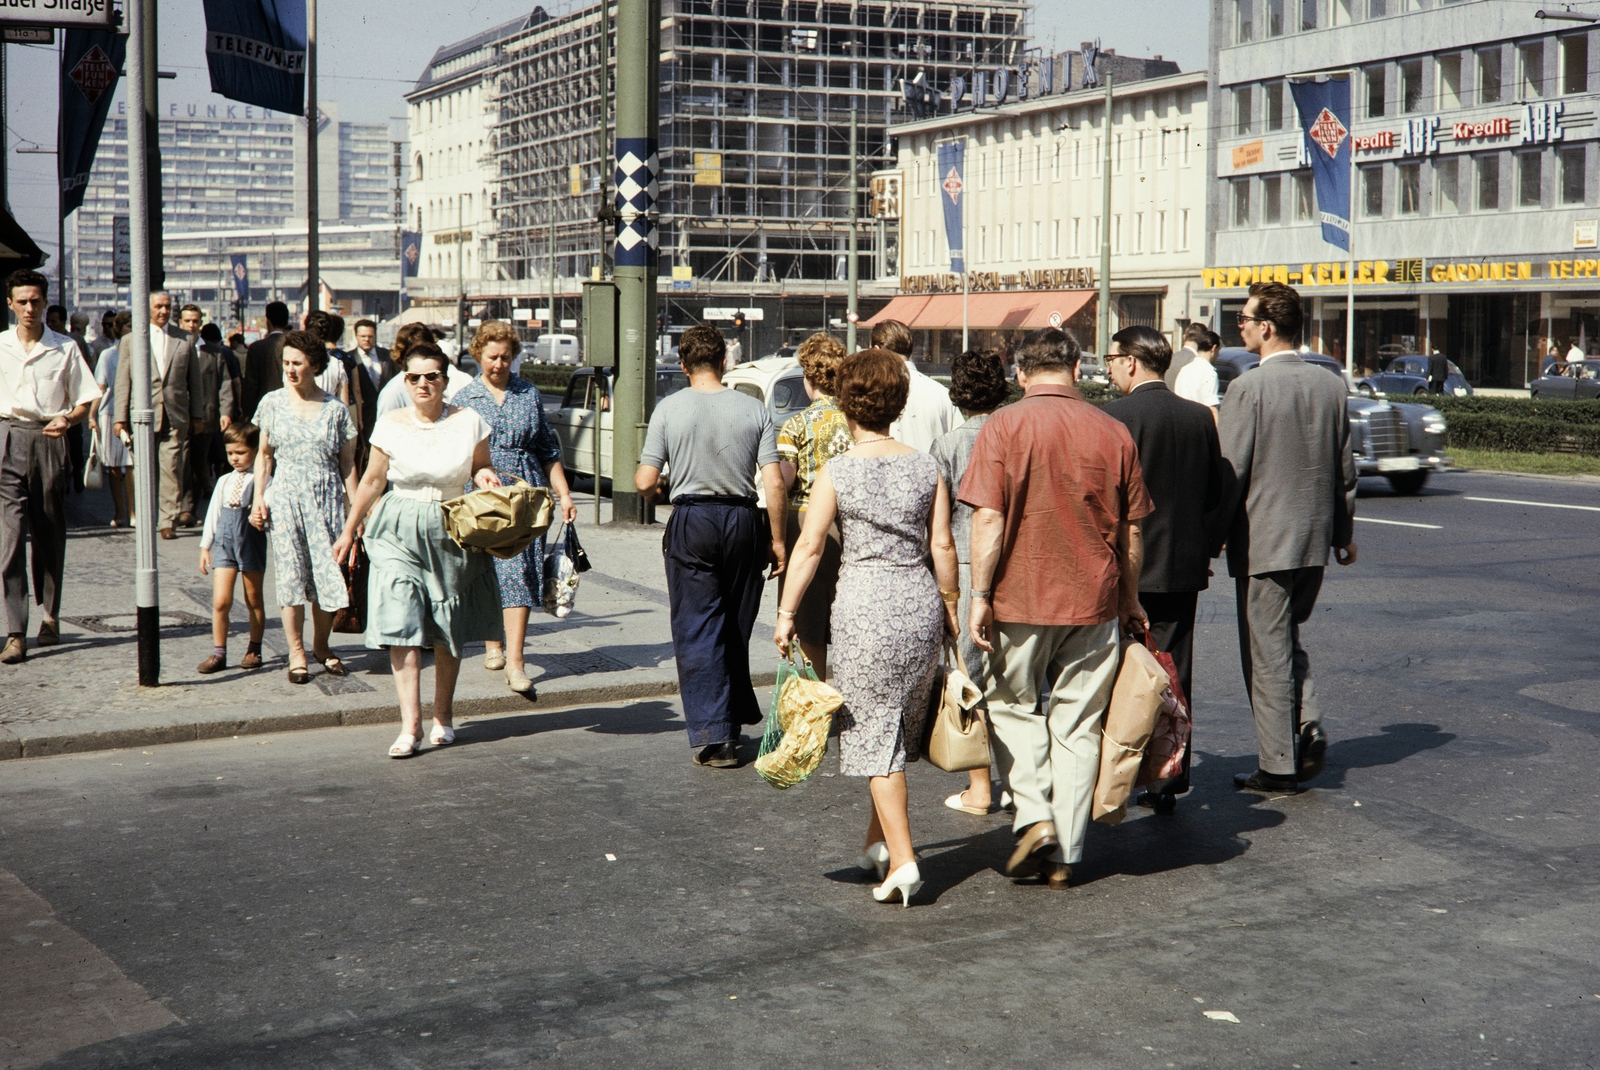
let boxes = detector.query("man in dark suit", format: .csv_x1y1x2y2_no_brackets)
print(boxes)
1221,282,1358,795
1427,350,1449,395
242,301,289,420
113,292,202,539
1103,325,1227,813
347,317,397,464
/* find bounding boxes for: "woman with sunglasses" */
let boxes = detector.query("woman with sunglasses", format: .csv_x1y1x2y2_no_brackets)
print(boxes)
334,344,504,758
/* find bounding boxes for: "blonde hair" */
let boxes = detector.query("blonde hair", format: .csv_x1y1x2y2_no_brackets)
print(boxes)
469,320,521,360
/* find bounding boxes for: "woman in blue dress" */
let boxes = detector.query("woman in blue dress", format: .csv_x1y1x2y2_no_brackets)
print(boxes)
454,322,577,695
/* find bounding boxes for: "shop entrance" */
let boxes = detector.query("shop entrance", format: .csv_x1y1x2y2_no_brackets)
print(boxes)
1445,293,1540,388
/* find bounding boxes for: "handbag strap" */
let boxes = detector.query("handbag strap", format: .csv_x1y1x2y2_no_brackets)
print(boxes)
944,638,971,679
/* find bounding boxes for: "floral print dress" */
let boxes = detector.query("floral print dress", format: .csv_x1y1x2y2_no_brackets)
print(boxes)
256,390,356,610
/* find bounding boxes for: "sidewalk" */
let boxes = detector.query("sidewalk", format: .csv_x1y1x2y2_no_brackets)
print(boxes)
0,485,786,761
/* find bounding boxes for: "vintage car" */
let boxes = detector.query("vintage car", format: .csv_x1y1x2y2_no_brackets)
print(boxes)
1528,361,1600,400
1216,348,1449,495
1357,354,1473,398
547,365,691,480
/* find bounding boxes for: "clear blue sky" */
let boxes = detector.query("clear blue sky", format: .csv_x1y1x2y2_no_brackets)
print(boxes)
4,0,1207,287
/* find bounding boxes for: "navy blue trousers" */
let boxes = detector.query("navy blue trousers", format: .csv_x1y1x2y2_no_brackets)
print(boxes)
663,497,767,748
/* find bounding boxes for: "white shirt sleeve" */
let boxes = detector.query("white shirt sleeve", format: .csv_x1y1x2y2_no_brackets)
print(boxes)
376,374,409,417
198,474,228,550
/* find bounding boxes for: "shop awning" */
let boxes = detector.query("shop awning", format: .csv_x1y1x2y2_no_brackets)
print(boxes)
863,289,1095,331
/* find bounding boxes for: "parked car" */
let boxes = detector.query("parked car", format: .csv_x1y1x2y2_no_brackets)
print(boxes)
1077,353,1110,385
528,333,582,366
1357,354,1472,398
1528,361,1600,400
721,355,812,425
549,365,693,479
1215,348,1449,495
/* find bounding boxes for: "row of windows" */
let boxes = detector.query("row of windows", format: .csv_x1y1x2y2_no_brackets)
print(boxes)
1235,0,1509,42
911,124,1197,192
911,209,1194,266
415,87,483,130
424,192,490,230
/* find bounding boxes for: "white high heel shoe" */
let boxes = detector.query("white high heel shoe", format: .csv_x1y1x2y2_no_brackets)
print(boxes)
856,841,889,881
872,862,923,908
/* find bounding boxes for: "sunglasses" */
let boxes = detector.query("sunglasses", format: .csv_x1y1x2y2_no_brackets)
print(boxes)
1236,313,1267,327
404,371,445,385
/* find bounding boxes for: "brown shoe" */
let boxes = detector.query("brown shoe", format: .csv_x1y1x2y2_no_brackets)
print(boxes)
159,527,176,540
177,512,198,528
1045,862,1072,890
0,635,24,664
1005,820,1059,879
196,653,226,674
240,651,263,670
36,620,59,647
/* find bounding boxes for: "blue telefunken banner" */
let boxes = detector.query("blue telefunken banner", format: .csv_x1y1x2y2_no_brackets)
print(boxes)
202,0,307,116
1289,76,1353,253
230,254,250,301
59,29,126,217
400,231,421,278
936,140,965,274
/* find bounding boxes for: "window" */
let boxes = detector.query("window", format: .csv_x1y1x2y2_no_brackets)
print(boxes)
1521,42,1546,98
1367,0,1385,16
1033,144,1041,182
1052,141,1062,180
1478,48,1502,104
1072,217,1082,256
1113,214,1123,253
1232,179,1251,227
1293,172,1315,220
996,225,1004,260
1300,0,1318,30
1093,137,1102,177
1136,130,1145,171
1052,219,1061,257
1181,125,1192,166
1436,157,1460,213
1267,82,1285,131
1267,0,1284,35
1235,87,1253,136
1156,210,1167,251
1437,53,1462,109
1264,175,1283,223
1400,60,1423,113
1561,147,1587,204
1073,139,1083,178
1563,34,1589,94
1236,0,1254,42
996,148,1004,187
1333,0,1351,24
1366,66,1386,118
1476,154,1500,210
1179,208,1191,250
1032,221,1041,259
1518,152,1543,208
1013,222,1022,259
1114,134,1123,173
1363,165,1384,217
913,230,921,266
1160,129,1171,167
1398,162,1421,213
1134,212,1145,253
978,227,987,262
1092,215,1102,251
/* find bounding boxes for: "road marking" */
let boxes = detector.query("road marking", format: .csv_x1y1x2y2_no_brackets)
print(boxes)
1355,516,1442,530
1465,496,1600,513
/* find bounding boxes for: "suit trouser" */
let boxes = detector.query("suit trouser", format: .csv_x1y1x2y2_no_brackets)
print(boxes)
187,431,215,509
986,620,1119,865
662,497,767,749
1141,590,1198,793
0,420,68,635
1234,568,1324,777
154,430,188,528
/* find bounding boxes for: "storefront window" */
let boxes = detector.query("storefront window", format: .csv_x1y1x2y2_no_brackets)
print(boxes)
1476,154,1500,210
1398,163,1421,214
1521,42,1546,99
1560,146,1587,204
1400,59,1424,113
1233,179,1251,227
1435,157,1460,213
1264,175,1283,223
1363,165,1384,217
1293,172,1315,220
1478,48,1503,104
1518,152,1543,208
1437,54,1462,109
1366,65,1387,118
1563,35,1589,94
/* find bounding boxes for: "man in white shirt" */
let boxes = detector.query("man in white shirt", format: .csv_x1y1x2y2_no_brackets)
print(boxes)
870,319,962,451
0,270,99,662
1173,324,1222,418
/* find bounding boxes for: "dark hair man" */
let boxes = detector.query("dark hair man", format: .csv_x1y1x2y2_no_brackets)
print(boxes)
635,323,786,769
1222,282,1358,795
867,318,961,451
348,318,396,457
1172,323,1222,416
0,270,99,662
113,291,204,537
242,300,291,420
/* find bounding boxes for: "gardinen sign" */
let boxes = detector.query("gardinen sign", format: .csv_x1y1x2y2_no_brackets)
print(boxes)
1202,256,1600,290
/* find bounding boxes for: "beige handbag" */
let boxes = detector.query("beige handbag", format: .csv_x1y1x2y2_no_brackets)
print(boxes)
924,641,991,772
1093,637,1171,825
440,478,553,559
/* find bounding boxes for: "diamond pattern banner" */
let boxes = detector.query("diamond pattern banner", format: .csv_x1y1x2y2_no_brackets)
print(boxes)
614,137,659,268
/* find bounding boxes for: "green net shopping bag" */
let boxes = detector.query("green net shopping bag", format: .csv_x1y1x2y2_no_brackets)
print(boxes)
755,646,843,789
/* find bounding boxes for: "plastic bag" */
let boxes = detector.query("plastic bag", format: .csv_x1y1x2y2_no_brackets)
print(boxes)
755,647,843,789
542,524,582,617
1093,635,1169,825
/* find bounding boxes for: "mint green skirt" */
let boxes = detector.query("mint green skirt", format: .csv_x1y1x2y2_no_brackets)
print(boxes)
363,495,504,656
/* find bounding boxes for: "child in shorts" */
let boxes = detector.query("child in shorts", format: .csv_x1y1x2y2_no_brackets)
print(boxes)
197,423,270,674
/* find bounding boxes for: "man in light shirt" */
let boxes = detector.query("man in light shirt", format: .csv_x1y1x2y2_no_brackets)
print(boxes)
1173,324,1222,418
0,269,99,662
870,319,962,451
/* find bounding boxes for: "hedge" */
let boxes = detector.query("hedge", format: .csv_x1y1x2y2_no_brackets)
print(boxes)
1401,394,1600,426
1444,413,1600,455
520,365,577,393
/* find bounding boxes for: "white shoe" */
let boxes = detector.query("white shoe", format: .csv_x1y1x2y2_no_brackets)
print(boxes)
505,666,534,694
483,649,506,671
856,841,889,881
872,862,923,907
429,724,456,747
388,733,419,759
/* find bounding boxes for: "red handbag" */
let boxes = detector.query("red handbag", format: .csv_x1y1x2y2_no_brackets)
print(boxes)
1137,633,1192,788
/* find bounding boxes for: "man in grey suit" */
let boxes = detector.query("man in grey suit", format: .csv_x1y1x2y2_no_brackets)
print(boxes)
1221,282,1358,794
113,292,203,540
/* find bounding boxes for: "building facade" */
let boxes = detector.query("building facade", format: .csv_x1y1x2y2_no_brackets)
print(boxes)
1205,0,1599,386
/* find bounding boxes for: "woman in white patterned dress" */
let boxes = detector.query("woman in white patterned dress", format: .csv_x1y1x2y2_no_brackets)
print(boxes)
774,348,960,908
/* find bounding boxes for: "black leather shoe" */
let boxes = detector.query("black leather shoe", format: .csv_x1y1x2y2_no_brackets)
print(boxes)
694,741,740,768
1136,790,1177,815
1297,722,1329,783
1234,769,1301,794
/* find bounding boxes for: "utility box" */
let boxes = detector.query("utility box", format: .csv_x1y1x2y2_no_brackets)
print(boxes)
583,280,618,369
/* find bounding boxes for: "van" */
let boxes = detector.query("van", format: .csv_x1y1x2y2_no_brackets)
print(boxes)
527,333,581,366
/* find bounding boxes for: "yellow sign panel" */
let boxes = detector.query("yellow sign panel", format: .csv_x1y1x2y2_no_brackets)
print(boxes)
570,164,582,196
693,152,722,186
1231,140,1264,171
1201,259,1536,289
671,265,693,281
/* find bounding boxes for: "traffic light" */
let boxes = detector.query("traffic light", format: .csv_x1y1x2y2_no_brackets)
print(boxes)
732,311,746,331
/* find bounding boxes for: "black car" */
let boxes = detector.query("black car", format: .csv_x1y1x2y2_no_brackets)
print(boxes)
1529,362,1600,400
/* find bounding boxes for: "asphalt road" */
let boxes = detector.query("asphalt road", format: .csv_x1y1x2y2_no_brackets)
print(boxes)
3,469,1599,1069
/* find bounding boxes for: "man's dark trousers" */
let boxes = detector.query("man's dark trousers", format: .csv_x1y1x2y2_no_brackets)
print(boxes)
1140,590,1197,794
663,496,767,749
1234,567,1325,777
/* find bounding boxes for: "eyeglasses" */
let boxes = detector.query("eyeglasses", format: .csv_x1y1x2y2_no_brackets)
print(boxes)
404,371,445,385
1236,313,1267,327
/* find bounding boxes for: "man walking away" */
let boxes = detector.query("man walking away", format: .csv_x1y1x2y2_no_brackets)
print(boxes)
113,292,202,539
1173,325,1222,419
190,322,232,500
635,324,787,768
1427,350,1449,395
963,327,1152,888
871,319,962,451
1222,282,1358,794
0,270,99,662
242,301,289,420
1103,325,1227,814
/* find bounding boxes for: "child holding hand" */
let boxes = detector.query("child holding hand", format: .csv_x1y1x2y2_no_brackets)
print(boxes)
197,423,270,674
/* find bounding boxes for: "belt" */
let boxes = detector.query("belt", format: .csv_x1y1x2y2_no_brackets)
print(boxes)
0,416,47,429
388,484,455,502
671,494,758,508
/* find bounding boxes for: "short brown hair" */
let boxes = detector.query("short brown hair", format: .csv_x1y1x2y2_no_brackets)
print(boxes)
869,319,913,357
470,320,521,360
403,343,450,374
178,303,203,320
1112,325,1172,377
393,322,436,364
796,332,846,395
354,318,377,333
1014,327,1080,375
5,269,46,301
222,422,260,450
1247,281,1304,345
834,348,909,432
948,349,1010,413
112,311,133,336
678,324,726,373
281,329,329,374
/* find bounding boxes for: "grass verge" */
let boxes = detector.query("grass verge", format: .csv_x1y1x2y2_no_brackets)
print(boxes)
1450,447,1600,477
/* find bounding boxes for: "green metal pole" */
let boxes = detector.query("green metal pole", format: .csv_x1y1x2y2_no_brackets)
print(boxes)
1097,72,1113,359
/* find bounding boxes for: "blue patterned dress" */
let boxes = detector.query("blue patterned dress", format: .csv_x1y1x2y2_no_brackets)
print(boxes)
255,390,356,610
453,376,564,608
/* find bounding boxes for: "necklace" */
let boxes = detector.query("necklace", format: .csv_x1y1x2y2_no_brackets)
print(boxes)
853,434,894,446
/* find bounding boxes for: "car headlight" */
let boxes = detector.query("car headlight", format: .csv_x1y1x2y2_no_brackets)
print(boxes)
1422,412,1447,434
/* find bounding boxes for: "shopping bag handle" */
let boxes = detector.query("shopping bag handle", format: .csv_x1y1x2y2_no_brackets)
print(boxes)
943,638,971,680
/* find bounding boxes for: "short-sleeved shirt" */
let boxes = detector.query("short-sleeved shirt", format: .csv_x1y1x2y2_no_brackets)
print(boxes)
958,383,1153,627
640,386,778,500
1173,357,1220,408
0,327,100,423
370,405,491,494
776,394,852,509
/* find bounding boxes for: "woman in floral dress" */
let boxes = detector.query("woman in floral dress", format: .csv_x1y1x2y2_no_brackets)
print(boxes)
453,322,577,695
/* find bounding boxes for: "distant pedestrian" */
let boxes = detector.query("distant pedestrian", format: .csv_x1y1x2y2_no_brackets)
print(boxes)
775,348,960,908
251,329,359,685
1222,282,1358,795
775,331,852,677
1103,325,1227,814
178,304,203,347
67,312,92,366
91,312,134,527
209,323,243,434
1172,324,1222,417
635,323,787,768
870,319,963,451
334,343,505,758
963,327,1152,889
723,334,743,370
0,269,100,663
196,422,268,675
454,321,578,695
1543,343,1560,377
115,291,203,537
89,311,116,365
304,310,352,410
189,320,232,501
930,348,1012,818
1427,350,1450,395
348,318,398,454
242,301,289,420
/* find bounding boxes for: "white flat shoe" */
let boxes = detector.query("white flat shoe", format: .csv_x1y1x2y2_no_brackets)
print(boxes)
856,841,889,881
944,791,991,816
429,724,456,747
389,733,419,759
483,649,506,671
872,862,924,908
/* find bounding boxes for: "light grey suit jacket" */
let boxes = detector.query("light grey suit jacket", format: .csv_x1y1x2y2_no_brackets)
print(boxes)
113,325,202,436
1219,353,1357,579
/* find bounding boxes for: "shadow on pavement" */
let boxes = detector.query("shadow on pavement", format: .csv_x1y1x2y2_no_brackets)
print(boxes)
1314,721,1455,789
457,699,684,745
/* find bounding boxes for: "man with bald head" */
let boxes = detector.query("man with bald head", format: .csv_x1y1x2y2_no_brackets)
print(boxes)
113,291,203,538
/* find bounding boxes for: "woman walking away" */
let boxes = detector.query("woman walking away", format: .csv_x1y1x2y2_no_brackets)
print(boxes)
931,349,1012,817
454,321,577,695
774,348,960,908
91,311,133,527
334,343,504,758
775,332,852,678
251,329,359,684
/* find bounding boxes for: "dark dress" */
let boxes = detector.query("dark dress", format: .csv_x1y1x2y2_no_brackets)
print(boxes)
453,376,563,608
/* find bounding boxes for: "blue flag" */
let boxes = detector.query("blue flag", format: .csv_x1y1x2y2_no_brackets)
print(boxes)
202,0,307,116
1289,76,1353,253
59,29,126,217
400,231,421,279
936,141,965,274
230,254,250,301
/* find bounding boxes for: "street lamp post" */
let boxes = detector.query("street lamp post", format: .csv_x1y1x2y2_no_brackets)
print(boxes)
1097,73,1113,359
846,102,859,354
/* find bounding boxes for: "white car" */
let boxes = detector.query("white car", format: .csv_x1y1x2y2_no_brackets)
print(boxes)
528,333,581,366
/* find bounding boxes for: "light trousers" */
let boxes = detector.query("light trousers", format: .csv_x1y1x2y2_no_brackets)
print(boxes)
0,420,68,635
985,619,1120,865
1235,568,1325,777
154,430,188,528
